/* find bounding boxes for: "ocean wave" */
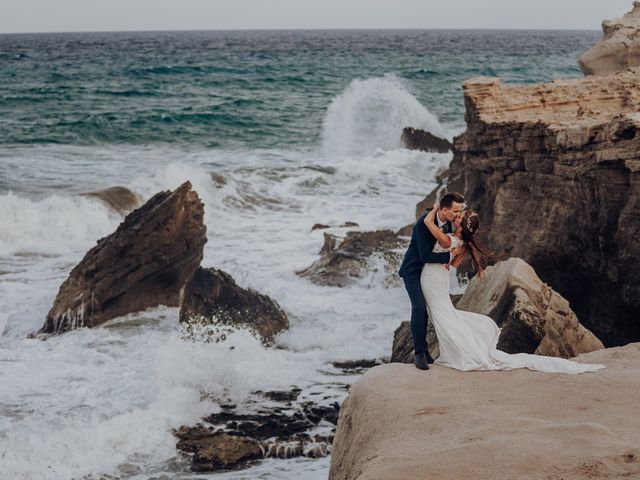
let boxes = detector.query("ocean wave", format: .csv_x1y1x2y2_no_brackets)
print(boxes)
321,75,446,156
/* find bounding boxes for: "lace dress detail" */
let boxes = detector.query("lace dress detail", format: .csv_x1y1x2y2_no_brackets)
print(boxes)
432,234,462,253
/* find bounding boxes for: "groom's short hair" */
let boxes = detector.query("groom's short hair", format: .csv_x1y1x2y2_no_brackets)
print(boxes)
440,192,465,208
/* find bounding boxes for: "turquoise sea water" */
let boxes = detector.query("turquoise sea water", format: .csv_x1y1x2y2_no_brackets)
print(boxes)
0,30,599,479
1,30,596,148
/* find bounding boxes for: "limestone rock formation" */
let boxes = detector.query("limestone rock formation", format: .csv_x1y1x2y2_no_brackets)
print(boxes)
79,186,142,214
579,2,640,76
400,127,453,153
329,343,640,480
40,182,206,334
179,267,289,343
423,69,640,346
457,258,603,356
297,230,406,287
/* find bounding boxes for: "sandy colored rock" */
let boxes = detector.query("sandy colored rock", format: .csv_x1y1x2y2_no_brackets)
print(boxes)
579,2,640,76
422,69,640,346
330,343,640,480
40,181,206,334
456,258,603,357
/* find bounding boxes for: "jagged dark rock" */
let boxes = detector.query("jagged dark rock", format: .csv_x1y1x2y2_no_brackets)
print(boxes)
401,127,453,153
40,182,206,334
179,267,289,343
297,230,407,287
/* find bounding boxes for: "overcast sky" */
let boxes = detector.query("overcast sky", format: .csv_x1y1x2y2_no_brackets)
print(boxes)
0,0,635,34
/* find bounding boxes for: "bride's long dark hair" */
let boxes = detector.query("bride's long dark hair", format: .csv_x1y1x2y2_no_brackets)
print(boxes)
459,210,495,277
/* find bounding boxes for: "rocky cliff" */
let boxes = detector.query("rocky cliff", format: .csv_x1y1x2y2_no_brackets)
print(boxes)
427,68,640,347
579,2,640,76
329,343,640,480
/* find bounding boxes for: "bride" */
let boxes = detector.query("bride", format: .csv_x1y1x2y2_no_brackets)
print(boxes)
420,206,605,374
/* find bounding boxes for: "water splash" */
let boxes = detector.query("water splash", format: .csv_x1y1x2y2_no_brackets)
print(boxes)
321,75,445,156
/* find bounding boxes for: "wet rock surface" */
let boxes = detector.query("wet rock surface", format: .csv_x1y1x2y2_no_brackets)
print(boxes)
179,266,289,344
174,394,340,472
401,127,453,153
297,230,407,287
39,181,206,334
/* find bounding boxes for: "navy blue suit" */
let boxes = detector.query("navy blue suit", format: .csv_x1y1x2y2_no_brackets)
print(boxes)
399,214,451,355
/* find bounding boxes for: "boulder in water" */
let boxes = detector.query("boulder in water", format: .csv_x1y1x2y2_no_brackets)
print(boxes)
39,181,206,334
179,267,288,344
296,230,406,287
401,127,453,153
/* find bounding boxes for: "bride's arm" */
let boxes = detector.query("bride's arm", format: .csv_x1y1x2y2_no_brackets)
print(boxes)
425,206,452,249
450,249,466,268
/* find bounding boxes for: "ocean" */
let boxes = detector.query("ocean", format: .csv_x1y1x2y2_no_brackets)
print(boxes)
0,29,598,479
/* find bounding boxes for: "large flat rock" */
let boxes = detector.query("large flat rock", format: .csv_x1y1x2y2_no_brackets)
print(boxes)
330,344,640,480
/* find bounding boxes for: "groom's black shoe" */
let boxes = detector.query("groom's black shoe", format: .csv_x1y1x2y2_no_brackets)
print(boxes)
414,353,430,370
425,353,435,364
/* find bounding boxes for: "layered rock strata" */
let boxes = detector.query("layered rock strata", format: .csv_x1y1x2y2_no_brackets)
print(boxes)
425,69,640,346
579,2,640,76
40,182,206,334
329,344,640,480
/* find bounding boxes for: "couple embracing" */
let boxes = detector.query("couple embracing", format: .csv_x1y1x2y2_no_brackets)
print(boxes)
399,192,605,374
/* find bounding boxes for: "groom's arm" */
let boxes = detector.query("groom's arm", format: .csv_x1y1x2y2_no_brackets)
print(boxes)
416,225,451,264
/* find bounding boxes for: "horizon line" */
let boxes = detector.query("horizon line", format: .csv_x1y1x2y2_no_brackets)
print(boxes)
0,26,601,36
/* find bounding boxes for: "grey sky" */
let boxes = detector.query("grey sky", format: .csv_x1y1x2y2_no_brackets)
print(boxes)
1,0,634,34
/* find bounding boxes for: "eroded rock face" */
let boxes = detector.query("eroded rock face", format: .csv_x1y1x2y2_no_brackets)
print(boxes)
579,2,640,76
455,258,603,357
401,127,453,153
40,181,206,334
424,70,640,346
297,230,406,287
179,267,289,343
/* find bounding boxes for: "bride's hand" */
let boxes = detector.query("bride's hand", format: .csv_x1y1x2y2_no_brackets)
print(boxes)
427,204,438,221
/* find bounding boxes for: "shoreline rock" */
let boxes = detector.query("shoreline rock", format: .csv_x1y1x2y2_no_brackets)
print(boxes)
296,230,407,287
179,266,289,344
39,181,206,334
175,397,339,472
330,343,640,480
400,127,453,153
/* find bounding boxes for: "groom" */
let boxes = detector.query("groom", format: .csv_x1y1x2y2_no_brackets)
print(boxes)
399,192,465,370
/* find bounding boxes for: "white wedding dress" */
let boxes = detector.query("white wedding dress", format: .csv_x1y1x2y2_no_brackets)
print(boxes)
420,235,605,374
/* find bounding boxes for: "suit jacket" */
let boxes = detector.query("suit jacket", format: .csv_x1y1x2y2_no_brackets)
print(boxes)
398,213,451,278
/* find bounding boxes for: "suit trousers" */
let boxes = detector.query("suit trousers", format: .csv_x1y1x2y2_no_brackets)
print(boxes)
402,273,429,355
